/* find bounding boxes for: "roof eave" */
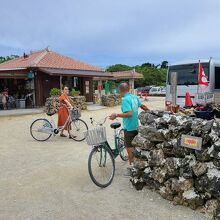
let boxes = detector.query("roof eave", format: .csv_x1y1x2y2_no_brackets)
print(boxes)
0,67,27,71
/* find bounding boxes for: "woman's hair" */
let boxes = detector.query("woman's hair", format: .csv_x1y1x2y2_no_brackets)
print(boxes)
62,85,69,90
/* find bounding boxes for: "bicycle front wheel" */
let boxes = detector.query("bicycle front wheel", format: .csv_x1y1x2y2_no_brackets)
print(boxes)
68,119,88,142
88,145,115,188
30,118,53,141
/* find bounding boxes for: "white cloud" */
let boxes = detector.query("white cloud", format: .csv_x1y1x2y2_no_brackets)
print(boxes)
0,0,220,66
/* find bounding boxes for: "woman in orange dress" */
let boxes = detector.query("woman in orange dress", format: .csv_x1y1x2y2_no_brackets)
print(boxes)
58,86,73,137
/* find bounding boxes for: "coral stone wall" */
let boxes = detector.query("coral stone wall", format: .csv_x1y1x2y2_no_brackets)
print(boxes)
131,110,220,218
101,94,121,107
45,96,87,114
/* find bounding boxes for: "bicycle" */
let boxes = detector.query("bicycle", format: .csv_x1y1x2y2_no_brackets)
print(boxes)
86,117,128,188
30,106,88,142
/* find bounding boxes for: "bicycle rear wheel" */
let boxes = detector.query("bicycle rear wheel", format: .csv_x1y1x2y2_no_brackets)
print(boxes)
88,145,115,188
68,119,88,142
30,118,53,141
118,129,128,161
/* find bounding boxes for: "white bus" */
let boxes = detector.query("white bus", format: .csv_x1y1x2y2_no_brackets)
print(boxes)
165,59,220,108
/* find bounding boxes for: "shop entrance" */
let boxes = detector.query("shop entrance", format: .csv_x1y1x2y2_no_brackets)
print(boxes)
0,78,34,110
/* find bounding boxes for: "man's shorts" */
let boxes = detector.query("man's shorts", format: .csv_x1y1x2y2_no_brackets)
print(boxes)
124,130,138,148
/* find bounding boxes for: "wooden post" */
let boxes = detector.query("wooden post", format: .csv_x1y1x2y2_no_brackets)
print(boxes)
59,76,63,91
129,79,134,94
98,80,102,99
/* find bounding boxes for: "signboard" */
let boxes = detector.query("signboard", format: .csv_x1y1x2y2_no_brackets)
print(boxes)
170,72,177,106
181,135,202,150
195,93,214,105
85,81,90,94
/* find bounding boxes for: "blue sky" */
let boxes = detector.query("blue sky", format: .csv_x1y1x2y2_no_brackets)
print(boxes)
1,0,220,68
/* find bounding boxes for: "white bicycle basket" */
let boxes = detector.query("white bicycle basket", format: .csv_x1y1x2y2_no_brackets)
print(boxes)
85,126,107,145
70,108,81,120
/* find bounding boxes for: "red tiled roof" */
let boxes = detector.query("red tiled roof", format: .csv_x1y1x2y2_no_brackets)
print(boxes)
111,70,143,79
0,49,103,72
94,70,143,80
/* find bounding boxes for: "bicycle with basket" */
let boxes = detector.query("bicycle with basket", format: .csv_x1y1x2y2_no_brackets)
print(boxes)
86,117,127,188
30,106,88,142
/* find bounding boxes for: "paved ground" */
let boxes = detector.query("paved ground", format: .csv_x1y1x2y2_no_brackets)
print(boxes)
0,97,208,220
0,108,44,117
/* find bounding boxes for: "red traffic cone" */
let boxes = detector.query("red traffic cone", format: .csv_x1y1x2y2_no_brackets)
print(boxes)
185,92,193,108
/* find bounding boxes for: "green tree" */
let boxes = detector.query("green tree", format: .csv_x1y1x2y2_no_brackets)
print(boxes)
106,64,132,72
161,60,168,69
0,55,19,64
107,61,168,87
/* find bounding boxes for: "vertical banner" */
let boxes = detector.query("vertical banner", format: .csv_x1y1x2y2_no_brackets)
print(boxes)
85,81,90,94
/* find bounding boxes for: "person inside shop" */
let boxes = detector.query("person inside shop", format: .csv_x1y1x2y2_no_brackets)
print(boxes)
58,86,73,138
2,88,9,110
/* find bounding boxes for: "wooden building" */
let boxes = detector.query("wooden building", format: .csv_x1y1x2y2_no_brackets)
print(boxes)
94,70,143,95
0,48,110,107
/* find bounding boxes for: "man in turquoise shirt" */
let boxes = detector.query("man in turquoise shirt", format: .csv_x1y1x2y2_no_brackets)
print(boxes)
109,83,149,176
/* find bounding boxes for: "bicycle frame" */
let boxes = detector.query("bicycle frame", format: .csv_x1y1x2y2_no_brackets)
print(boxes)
97,129,123,158
38,107,78,135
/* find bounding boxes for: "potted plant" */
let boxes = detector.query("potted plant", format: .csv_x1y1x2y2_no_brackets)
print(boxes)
49,88,61,97
70,88,80,97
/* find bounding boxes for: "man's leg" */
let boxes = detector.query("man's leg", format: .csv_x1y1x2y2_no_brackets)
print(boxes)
126,147,135,165
124,130,138,176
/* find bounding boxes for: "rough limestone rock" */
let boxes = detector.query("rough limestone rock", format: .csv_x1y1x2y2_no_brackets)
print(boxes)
69,96,87,110
101,94,121,107
182,188,204,210
192,162,208,177
45,96,87,114
131,110,220,218
132,134,154,150
201,199,220,218
138,126,165,142
171,177,194,193
149,167,167,183
148,149,165,167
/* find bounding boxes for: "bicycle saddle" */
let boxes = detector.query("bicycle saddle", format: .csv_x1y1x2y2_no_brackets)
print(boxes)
46,112,55,116
110,122,121,129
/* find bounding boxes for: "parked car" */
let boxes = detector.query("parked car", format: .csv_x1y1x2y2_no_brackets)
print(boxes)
136,86,151,96
160,87,166,95
149,87,161,95
149,86,166,95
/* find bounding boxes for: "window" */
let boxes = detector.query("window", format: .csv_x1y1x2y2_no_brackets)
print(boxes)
215,67,220,89
168,63,209,85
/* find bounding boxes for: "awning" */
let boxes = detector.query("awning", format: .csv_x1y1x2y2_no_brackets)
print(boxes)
0,69,28,78
39,68,112,78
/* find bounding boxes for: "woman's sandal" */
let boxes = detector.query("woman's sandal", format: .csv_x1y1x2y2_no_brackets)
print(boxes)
60,134,67,137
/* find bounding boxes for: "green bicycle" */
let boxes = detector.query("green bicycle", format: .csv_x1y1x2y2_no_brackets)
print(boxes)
86,117,127,188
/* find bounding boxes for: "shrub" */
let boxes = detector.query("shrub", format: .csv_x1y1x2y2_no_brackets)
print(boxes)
70,88,80,96
49,88,61,97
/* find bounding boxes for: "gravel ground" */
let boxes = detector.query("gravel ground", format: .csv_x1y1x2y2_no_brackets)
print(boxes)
0,97,208,220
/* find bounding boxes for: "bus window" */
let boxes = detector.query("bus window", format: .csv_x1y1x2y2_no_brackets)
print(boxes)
215,67,220,89
167,63,209,86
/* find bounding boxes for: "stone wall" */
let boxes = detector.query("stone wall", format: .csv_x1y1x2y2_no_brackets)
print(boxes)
131,110,220,218
45,96,87,114
93,93,101,104
101,94,121,107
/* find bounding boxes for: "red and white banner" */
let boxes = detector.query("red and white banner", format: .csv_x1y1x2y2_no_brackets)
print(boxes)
198,62,209,89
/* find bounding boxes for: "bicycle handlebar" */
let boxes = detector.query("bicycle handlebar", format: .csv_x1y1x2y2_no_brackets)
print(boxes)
90,116,119,126
90,116,109,126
